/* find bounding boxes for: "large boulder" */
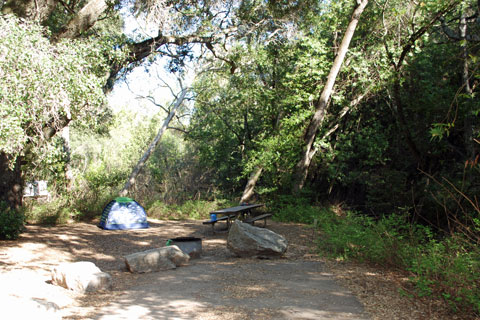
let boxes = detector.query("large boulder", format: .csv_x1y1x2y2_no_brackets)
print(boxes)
51,261,112,293
227,220,288,258
124,245,190,273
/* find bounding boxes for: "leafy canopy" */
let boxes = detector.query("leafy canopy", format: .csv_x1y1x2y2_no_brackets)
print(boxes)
0,14,122,166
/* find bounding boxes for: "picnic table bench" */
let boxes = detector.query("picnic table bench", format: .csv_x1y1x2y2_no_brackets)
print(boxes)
243,213,273,227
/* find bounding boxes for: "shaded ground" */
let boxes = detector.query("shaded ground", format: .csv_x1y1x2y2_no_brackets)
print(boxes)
0,219,471,319
94,260,367,320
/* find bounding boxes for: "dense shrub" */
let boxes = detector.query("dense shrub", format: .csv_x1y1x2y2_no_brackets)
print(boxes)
0,202,24,240
24,197,81,225
408,236,480,314
314,208,480,316
267,194,319,223
147,199,234,220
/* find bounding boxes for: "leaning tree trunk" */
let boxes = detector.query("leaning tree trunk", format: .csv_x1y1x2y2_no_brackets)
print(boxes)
239,166,263,204
292,0,369,193
119,89,187,197
0,153,23,210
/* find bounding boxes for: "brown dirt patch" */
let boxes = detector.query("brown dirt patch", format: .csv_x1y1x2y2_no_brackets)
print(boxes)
0,219,474,319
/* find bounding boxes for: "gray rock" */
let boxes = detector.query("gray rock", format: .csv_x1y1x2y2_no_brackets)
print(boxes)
227,220,288,257
51,261,112,293
124,245,190,273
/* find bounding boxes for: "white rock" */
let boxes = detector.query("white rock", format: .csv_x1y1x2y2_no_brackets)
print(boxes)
124,245,190,273
51,261,112,293
227,220,288,258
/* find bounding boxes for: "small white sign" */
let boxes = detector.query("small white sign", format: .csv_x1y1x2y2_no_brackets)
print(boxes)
23,181,50,198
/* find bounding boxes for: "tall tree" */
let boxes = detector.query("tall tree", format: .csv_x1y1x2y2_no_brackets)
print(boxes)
120,83,188,196
0,15,110,208
380,0,462,169
0,0,274,208
292,0,369,192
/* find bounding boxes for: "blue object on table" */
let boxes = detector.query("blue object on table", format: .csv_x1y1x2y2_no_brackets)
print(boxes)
210,213,217,221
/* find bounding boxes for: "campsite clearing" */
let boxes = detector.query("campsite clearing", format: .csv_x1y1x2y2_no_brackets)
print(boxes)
0,220,467,319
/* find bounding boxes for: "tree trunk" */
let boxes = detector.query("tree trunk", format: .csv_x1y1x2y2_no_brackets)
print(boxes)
52,0,108,41
239,166,263,204
391,77,423,166
292,0,369,192
0,153,23,210
459,2,476,159
119,89,188,197
1,0,58,22
61,125,73,191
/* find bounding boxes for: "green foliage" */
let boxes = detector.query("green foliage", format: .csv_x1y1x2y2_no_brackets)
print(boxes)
408,236,480,312
315,209,480,315
0,202,24,240
24,198,81,225
147,199,235,220
267,194,320,224
67,105,159,216
316,211,418,265
0,14,115,168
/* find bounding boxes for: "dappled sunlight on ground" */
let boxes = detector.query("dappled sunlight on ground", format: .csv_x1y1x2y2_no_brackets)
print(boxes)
0,219,462,319
1,219,358,319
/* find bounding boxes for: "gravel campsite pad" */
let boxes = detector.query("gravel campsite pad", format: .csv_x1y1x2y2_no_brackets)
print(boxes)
0,219,468,319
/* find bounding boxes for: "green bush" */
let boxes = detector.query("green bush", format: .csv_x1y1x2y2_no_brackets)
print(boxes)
268,194,320,223
315,209,480,316
147,199,234,220
408,236,480,314
24,197,81,225
0,202,25,240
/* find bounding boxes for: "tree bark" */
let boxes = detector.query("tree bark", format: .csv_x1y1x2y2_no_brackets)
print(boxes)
292,0,369,193
61,125,73,191
107,33,216,87
52,0,108,41
459,2,476,159
239,166,263,204
119,89,188,197
0,153,23,210
1,0,58,22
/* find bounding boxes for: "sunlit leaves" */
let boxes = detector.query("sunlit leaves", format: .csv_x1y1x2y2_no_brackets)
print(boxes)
0,15,111,165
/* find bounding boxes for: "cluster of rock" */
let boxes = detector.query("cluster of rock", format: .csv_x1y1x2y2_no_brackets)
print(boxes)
49,245,191,295
44,220,287,320
49,221,287,292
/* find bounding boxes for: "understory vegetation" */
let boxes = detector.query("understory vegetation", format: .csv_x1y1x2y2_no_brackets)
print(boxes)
315,208,480,315
270,199,480,316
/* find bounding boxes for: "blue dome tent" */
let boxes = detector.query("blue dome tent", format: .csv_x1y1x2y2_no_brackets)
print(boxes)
99,197,149,230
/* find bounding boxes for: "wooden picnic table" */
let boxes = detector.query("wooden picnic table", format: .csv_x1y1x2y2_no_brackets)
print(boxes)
210,203,264,219
203,203,265,233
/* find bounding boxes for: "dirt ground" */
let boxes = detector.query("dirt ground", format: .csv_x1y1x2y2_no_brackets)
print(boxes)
0,219,473,319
